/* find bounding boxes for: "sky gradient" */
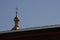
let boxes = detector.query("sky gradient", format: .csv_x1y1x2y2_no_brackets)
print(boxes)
0,0,60,31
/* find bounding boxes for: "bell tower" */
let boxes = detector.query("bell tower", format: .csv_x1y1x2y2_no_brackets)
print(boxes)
11,7,20,30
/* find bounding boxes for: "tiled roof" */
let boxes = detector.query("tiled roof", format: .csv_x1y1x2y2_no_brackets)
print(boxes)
0,24,60,34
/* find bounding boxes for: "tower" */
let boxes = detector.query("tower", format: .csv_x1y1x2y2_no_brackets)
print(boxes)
11,7,20,30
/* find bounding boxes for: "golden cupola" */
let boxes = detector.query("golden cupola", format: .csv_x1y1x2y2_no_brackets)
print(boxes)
11,7,20,30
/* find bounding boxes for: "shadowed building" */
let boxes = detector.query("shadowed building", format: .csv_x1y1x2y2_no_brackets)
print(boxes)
0,24,60,40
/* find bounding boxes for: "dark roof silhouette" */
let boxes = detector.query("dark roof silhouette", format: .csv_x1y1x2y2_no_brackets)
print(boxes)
0,24,60,34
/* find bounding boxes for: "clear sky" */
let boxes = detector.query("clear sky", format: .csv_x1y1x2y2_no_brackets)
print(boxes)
0,0,60,31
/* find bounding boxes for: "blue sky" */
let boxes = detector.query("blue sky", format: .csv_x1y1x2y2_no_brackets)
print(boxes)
0,0,60,31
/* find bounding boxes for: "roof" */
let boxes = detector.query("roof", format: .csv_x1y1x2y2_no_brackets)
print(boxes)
0,24,60,34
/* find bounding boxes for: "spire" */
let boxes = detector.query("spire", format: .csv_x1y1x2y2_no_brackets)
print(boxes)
11,7,20,30
16,7,18,17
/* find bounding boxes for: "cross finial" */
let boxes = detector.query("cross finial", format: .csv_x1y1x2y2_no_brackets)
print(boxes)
16,7,18,17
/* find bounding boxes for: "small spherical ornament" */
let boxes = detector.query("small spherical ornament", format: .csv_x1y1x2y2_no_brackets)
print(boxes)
14,16,19,22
